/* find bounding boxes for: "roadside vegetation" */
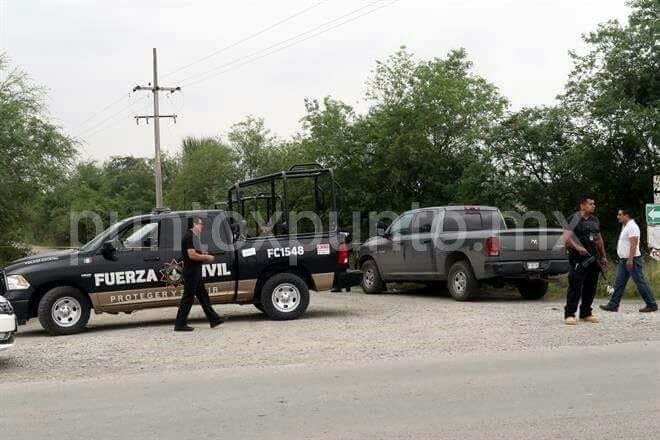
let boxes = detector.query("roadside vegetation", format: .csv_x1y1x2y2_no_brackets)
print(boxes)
0,0,657,268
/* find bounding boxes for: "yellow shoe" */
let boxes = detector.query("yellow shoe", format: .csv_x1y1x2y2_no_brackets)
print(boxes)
581,315,600,323
564,316,577,325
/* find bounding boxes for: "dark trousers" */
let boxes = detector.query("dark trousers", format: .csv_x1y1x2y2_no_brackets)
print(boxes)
175,269,220,327
565,260,600,318
331,269,351,292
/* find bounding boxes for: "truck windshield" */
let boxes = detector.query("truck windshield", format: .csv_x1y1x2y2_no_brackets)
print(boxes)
79,223,121,252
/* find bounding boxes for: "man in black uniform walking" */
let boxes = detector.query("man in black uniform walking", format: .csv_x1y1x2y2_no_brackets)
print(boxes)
174,216,224,332
561,196,609,325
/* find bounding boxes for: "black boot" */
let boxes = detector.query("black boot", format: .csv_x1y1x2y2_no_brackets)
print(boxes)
174,325,194,332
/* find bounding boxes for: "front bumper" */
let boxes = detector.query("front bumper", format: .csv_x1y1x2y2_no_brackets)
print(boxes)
2,288,33,324
484,259,570,278
0,314,17,350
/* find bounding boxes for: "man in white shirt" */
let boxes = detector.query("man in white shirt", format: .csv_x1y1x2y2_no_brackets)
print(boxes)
600,209,657,312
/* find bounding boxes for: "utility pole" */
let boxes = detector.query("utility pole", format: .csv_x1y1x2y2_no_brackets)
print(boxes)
133,48,181,209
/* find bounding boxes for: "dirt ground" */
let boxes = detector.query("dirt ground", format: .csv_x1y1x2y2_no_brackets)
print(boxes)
2,286,658,383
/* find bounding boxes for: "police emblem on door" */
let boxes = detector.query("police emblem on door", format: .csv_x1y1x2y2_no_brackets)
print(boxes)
160,260,184,286
530,239,539,248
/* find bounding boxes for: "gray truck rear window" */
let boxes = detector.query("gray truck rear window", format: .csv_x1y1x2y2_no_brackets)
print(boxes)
443,210,503,232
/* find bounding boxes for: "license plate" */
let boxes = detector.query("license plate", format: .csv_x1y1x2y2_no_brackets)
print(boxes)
526,262,540,270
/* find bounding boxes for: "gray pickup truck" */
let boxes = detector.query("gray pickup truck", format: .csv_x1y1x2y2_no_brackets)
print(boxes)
357,206,569,300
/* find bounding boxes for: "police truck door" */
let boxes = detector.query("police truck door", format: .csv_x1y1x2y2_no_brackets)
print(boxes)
194,213,236,304
90,219,169,312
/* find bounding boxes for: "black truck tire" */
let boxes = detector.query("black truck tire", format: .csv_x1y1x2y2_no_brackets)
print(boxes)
447,261,478,301
517,280,548,300
254,303,266,313
360,260,386,294
38,286,92,336
260,273,310,320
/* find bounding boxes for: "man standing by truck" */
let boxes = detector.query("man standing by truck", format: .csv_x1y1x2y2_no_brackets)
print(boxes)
600,209,657,313
562,197,609,325
174,217,224,332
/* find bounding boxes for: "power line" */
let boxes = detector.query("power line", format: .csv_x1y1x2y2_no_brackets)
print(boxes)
81,96,151,141
162,0,329,80
69,1,329,135
178,0,384,86
77,95,148,139
183,0,399,89
73,94,129,131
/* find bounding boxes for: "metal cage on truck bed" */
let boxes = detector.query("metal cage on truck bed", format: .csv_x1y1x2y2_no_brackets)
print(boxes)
227,163,339,237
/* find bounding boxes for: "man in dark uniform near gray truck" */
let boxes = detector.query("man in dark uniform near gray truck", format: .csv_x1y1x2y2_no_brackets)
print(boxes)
174,216,224,332
561,196,609,325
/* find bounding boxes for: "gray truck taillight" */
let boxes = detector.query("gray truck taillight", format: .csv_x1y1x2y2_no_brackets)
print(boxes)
487,237,500,256
338,243,349,265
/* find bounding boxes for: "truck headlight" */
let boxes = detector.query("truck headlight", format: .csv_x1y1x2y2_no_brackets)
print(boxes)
0,301,13,315
6,274,31,290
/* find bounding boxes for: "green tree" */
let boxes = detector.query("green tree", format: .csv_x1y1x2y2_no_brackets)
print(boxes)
228,116,280,180
355,47,508,212
486,106,581,217
558,0,659,241
166,137,238,209
0,53,77,262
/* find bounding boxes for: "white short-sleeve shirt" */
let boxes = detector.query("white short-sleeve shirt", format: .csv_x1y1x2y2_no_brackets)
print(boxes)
617,219,641,258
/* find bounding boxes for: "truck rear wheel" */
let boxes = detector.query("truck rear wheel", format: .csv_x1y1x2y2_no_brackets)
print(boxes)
38,286,91,336
517,280,548,300
447,261,478,301
260,273,310,320
361,260,385,294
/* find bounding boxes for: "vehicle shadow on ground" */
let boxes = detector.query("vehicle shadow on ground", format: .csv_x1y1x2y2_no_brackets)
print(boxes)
17,308,358,338
378,284,529,302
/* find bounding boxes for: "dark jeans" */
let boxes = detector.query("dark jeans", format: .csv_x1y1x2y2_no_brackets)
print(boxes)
174,269,221,328
607,257,657,309
565,259,600,318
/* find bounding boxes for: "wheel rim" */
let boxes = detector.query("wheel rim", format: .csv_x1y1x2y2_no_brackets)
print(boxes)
272,283,300,313
453,271,467,294
51,297,82,328
364,268,375,288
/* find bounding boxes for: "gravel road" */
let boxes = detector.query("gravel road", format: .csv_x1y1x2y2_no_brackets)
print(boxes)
2,287,659,383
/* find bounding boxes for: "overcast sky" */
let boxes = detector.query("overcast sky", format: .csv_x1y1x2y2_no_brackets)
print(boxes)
0,0,630,161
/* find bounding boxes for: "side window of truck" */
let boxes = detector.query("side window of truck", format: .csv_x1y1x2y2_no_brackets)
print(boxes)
411,211,436,234
388,213,414,236
118,221,159,250
199,214,231,252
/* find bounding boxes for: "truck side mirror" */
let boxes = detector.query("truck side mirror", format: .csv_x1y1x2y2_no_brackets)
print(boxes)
376,221,388,238
101,240,117,260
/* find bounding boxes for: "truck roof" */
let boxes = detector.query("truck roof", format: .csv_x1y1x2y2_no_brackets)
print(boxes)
123,209,225,223
408,206,500,212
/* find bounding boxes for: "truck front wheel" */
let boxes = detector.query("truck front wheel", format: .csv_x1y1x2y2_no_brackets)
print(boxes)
447,261,478,301
361,260,385,294
260,273,310,320
517,280,548,300
38,286,92,336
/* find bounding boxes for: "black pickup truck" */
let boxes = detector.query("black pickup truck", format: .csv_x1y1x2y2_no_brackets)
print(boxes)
0,165,361,335
357,206,569,300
